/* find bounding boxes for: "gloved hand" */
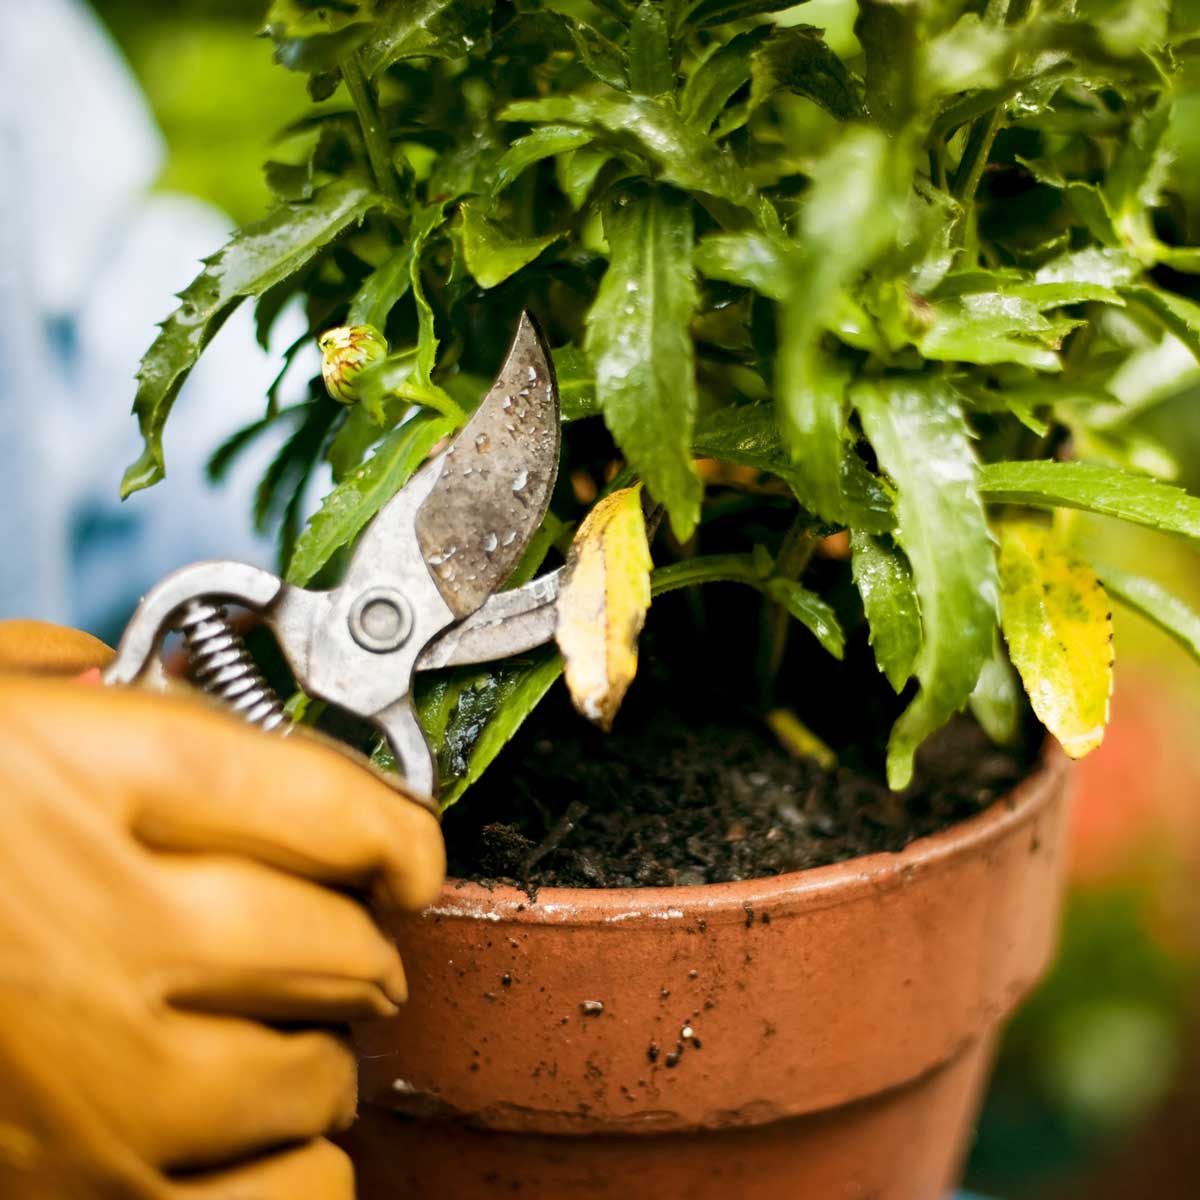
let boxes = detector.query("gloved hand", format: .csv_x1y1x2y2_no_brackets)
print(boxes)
0,622,445,1199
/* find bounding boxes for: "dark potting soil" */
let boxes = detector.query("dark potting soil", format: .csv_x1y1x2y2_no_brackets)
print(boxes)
441,568,1037,892
442,695,1034,892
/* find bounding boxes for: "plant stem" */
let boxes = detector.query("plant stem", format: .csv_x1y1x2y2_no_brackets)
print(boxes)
950,0,1032,210
758,518,818,699
342,52,400,203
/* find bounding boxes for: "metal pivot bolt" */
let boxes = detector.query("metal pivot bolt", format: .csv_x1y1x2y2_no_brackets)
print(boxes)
348,588,413,653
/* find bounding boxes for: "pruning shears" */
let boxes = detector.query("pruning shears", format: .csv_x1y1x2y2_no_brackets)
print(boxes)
105,314,563,810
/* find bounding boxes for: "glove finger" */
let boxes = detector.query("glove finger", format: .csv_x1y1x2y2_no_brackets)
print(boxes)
9,680,446,910
170,1138,354,1200
155,854,406,1021
140,1013,357,1173
0,620,112,676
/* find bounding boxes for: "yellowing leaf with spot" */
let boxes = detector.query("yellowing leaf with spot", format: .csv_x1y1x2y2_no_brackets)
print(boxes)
556,485,652,730
997,523,1114,758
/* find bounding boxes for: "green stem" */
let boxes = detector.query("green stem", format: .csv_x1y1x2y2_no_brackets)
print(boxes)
342,52,400,203
650,554,766,597
758,519,818,698
950,0,1033,211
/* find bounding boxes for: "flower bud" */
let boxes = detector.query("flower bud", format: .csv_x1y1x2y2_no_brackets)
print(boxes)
318,324,388,404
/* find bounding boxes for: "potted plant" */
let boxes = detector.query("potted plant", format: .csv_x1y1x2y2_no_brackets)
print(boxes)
125,0,1200,1195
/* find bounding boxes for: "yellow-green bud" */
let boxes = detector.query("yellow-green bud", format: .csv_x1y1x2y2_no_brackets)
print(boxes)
318,324,388,404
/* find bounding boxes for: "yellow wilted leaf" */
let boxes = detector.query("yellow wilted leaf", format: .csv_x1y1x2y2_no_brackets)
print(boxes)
997,522,1114,759
555,485,652,730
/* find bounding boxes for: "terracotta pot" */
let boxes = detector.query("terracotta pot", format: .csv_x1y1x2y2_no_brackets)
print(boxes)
343,746,1073,1199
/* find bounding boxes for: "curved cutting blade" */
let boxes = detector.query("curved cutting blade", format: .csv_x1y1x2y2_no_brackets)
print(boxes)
414,311,560,618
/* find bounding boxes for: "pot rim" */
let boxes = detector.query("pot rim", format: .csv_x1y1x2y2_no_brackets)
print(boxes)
428,740,1071,927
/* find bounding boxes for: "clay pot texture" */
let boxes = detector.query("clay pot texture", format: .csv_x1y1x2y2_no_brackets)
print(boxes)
344,746,1073,1199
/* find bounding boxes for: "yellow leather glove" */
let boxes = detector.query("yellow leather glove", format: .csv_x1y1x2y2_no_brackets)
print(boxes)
0,622,445,1199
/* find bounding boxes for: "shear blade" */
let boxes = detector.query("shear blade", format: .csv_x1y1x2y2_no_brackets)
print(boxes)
414,311,560,619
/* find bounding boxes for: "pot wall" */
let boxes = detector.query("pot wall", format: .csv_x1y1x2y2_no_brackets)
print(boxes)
347,747,1073,1198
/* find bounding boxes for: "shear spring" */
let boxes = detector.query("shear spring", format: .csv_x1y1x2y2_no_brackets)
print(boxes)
179,600,288,732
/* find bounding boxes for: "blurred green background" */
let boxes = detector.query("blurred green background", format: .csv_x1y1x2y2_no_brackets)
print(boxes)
88,2,1200,1196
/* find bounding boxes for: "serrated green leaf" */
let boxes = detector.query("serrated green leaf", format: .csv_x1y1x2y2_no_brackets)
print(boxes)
692,405,895,533
493,126,595,195
997,522,1113,759
286,411,454,585
501,94,760,216
629,1,674,96
978,461,1200,540
919,288,1073,369
854,378,997,790
348,244,413,329
1093,563,1200,663
358,0,490,78
122,179,381,498
850,531,921,692
586,186,702,541
552,12,629,91
750,25,865,121
460,203,563,290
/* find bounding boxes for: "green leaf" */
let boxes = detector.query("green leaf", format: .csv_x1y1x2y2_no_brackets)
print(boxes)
855,0,919,132
460,204,563,290
680,29,768,131
265,0,372,73
694,230,789,299
978,461,1200,541
552,13,629,91
997,522,1113,759
919,296,1064,372
684,0,804,29
629,1,674,96
765,578,845,659
553,345,599,421
853,378,997,790
348,244,413,329
357,0,491,78
1093,563,1200,663
850,531,921,692
430,650,565,809
1035,246,1141,288
286,411,454,586
970,633,1024,747
750,25,865,121
778,129,904,524
410,203,448,389
122,179,381,497
586,186,702,541
556,145,613,211
692,405,895,533
501,94,760,216
1122,285,1200,364
492,126,595,195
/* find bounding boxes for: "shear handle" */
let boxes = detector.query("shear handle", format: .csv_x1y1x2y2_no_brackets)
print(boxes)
104,561,287,688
